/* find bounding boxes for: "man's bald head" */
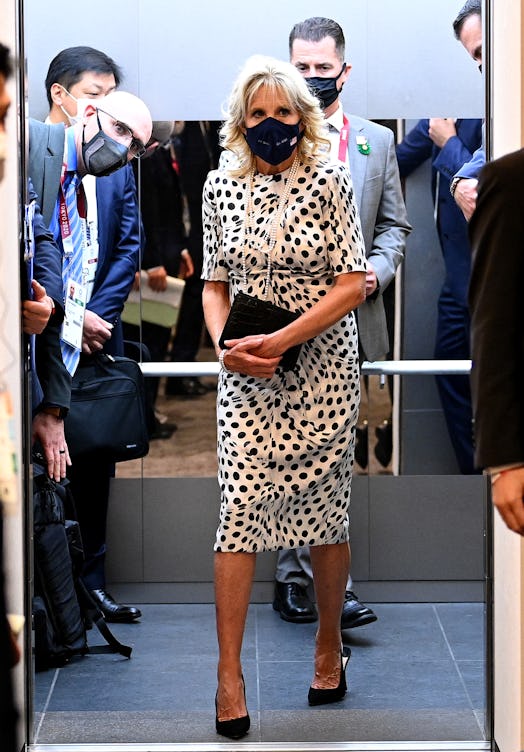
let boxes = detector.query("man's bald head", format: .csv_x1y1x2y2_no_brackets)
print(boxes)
75,90,153,176
98,90,152,145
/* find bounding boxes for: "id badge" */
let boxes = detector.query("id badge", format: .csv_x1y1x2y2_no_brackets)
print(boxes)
61,277,86,350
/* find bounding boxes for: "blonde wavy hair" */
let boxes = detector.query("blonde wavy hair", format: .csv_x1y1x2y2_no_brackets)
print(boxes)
220,55,330,177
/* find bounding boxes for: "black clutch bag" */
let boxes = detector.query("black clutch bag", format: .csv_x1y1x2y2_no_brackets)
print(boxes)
219,292,302,371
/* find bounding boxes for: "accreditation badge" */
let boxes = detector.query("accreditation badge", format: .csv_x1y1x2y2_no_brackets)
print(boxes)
61,277,86,350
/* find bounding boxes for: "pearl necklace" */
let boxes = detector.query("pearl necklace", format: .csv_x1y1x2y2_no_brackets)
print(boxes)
241,155,300,300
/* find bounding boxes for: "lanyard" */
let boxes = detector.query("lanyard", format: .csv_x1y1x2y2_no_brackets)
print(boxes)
338,115,350,163
58,173,87,256
58,135,86,256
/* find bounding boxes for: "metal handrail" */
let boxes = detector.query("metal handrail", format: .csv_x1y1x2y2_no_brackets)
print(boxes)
139,359,472,378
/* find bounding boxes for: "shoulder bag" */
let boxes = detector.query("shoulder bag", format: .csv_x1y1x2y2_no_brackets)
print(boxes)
65,354,149,462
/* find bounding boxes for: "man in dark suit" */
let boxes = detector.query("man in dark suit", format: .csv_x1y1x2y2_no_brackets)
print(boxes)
164,120,221,397
397,117,482,474
469,148,524,536
126,121,193,435
450,0,484,221
29,81,152,623
25,181,71,479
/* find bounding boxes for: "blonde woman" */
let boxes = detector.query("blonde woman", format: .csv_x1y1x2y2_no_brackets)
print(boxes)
202,55,366,739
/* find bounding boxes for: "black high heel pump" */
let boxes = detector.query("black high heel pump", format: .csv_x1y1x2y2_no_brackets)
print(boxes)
308,646,351,706
215,676,250,739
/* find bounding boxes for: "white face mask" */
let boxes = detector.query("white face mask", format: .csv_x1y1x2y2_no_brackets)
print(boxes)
0,129,7,182
57,85,90,125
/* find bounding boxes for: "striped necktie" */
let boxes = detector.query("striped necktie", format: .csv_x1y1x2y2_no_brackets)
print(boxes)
60,172,85,376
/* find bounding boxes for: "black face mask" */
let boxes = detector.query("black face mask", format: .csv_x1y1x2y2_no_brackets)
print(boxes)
306,63,347,110
82,111,129,177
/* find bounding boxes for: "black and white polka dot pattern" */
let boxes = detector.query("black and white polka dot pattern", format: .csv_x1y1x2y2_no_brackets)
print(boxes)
202,160,367,553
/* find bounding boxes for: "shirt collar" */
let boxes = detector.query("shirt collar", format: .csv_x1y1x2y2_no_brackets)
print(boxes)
325,102,345,133
64,126,78,174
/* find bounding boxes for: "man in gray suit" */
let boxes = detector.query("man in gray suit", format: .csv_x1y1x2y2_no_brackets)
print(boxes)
274,16,411,628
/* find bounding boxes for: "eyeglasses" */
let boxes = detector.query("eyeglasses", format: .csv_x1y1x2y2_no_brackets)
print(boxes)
96,107,147,158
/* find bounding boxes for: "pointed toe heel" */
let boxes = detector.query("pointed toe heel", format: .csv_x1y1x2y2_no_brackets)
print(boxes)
215,676,250,739
215,711,250,739
308,647,351,706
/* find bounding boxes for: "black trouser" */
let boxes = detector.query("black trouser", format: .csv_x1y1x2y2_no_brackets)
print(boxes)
67,455,112,590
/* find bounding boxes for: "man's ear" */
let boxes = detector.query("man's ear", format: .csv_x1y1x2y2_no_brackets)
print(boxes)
50,82,65,106
339,62,352,87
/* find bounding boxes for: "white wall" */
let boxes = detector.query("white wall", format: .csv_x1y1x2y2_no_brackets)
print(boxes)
25,0,483,121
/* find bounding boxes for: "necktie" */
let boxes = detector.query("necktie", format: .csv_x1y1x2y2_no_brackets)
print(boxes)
60,172,85,376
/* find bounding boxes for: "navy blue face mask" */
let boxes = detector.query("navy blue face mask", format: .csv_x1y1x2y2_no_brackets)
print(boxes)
244,117,302,166
306,64,347,110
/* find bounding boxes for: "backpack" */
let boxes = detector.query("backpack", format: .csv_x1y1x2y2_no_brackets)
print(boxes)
32,466,132,671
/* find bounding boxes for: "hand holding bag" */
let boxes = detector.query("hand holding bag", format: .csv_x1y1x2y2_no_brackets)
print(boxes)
219,292,302,371
65,354,149,462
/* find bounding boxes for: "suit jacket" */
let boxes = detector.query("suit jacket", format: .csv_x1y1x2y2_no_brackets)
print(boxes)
469,148,524,469
396,118,482,306
28,118,141,356
345,114,411,361
27,181,70,412
455,145,486,181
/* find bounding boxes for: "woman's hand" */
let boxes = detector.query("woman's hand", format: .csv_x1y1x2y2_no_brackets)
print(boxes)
222,336,282,378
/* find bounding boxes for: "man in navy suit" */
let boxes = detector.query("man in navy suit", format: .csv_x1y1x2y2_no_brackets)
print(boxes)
450,0,484,221
396,117,482,474
29,66,152,623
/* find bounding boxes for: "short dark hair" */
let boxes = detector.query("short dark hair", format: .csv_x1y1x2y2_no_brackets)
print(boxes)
289,17,345,61
453,0,481,40
0,43,13,80
44,45,123,107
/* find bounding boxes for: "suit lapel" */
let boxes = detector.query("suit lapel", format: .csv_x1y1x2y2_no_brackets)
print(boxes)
39,123,64,227
346,118,367,215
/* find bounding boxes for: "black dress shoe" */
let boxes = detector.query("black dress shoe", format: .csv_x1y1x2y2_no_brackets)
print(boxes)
149,417,177,440
273,582,318,623
165,376,208,397
340,590,377,629
308,647,351,706
354,421,368,469
89,589,142,623
375,420,393,468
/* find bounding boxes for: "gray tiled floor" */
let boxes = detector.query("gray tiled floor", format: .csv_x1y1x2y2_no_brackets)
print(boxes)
33,602,488,745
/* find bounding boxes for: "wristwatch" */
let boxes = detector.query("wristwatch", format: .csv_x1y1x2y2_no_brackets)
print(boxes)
39,405,67,419
450,176,462,198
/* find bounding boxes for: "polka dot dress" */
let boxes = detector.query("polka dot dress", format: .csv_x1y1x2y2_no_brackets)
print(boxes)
202,160,367,553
